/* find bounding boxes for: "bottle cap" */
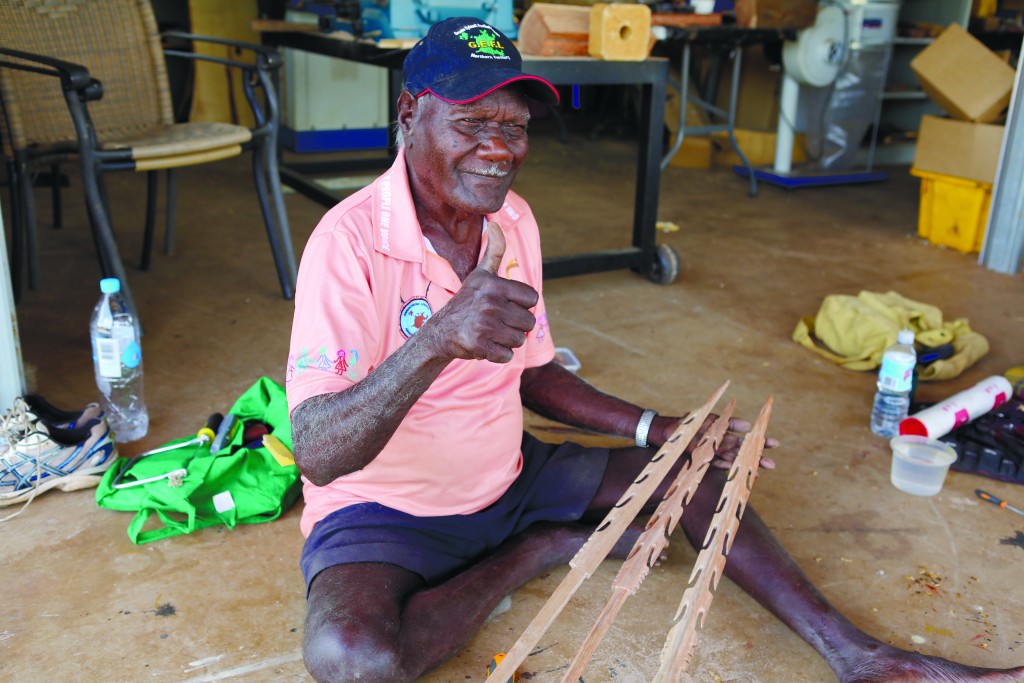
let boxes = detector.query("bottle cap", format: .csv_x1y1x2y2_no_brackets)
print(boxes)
100,278,121,294
897,329,915,345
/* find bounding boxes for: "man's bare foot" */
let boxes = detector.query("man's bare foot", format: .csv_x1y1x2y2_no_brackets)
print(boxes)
839,643,1024,682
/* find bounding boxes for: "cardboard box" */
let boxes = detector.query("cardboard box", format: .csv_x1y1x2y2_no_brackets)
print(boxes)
717,45,781,131
710,129,807,167
733,0,817,29
667,137,714,169
910,23,1016,123
912,115,1005,184
971,0,998,18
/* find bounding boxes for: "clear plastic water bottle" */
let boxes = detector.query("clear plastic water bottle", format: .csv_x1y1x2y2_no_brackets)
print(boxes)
90,278,148,442
870,329,916,437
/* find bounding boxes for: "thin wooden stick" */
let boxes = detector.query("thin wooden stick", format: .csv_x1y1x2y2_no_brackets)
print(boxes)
652,396,774,683
486,382,730,683
559,401,736,683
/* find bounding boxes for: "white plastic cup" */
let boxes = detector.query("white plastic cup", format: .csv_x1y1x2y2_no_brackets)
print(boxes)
900,375,1013,439
890,435,957,496
692,0,715,14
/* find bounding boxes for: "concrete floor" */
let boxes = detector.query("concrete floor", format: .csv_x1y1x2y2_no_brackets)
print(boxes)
3,119,1023,682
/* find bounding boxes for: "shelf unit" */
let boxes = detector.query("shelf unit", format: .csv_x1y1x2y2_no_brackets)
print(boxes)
873,0,971,165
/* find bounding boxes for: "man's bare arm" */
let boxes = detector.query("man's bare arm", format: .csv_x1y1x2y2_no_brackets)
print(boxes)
520,361,662,443
293,222,539,485
520,362,777,467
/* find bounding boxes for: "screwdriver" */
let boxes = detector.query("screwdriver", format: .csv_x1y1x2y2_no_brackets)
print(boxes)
976,489,1024,517
137,413,224,457
110,413,224,490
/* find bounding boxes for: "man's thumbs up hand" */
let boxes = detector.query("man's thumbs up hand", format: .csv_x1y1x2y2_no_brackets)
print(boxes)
477,221,507,275
420,221,539,365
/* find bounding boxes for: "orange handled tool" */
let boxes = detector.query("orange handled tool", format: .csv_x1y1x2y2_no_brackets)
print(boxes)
976,489,1024,517
486,653,520,683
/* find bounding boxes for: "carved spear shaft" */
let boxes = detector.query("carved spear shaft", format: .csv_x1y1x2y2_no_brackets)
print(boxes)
559,401,736,683
486,382,730,683
652,396,774,683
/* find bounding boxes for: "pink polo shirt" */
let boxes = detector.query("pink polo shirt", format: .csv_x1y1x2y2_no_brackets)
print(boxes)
286,150,555,537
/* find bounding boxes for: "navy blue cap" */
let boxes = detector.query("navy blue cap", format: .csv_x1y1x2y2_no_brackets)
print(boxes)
403,18,559,106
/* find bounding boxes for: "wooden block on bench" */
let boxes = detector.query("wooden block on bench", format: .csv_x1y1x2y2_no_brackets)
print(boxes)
518,3,591,57
588,2,652,61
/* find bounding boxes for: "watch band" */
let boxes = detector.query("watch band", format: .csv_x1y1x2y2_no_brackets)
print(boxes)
634,409,658,448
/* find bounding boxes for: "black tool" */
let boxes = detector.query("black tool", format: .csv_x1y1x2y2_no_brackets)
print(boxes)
210,413,240,453
916,343,954,366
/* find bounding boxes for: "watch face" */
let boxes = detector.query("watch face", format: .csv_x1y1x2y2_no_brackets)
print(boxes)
400,297,433,339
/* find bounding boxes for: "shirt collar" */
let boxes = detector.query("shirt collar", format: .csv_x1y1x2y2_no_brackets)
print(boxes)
371,148,521,261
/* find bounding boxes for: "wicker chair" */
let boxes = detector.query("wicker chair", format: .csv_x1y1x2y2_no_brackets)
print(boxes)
0,0,297,315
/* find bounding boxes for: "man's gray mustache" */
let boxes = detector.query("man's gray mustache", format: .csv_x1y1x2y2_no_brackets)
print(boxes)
464,165,511,178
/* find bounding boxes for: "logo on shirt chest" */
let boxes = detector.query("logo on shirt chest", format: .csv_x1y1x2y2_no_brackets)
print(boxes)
399,297,433,338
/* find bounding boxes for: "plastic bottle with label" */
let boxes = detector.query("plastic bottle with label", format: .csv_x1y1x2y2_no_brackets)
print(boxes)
90,278,149,442
870,329,916,437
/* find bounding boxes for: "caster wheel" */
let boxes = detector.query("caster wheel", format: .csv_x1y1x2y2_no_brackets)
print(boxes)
647,243,680,285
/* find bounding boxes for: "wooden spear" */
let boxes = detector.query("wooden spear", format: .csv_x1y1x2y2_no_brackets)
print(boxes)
559,401,736,683
652,395,774,683
486,382,730,683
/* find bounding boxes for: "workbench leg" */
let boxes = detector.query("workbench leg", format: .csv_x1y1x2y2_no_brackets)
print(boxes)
634,73,666,280
725,48,758,197
661,44,692,171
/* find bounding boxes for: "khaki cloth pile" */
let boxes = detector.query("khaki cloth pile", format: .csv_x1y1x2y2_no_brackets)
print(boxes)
793,290,988,381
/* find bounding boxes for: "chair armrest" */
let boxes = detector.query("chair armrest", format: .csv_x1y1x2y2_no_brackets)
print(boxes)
0,47,103,100
159,31,283,136
161,31,282,71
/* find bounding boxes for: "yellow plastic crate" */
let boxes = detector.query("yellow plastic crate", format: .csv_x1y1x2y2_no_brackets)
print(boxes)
910,168,992,254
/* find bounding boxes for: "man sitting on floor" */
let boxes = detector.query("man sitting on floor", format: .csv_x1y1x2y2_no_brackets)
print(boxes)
286,17,1024,683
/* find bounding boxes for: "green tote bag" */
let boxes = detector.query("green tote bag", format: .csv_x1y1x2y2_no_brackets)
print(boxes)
96,377,302,544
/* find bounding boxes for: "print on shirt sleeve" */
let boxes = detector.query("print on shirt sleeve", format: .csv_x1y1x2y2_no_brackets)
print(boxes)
287,345,362,384
534,312,549,342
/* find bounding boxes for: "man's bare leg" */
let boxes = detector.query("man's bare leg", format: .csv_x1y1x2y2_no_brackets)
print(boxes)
592,446,1024,683
305,444,1024,683
303,521,642,683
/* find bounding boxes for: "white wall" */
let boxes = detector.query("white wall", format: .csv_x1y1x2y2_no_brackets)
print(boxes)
980,47,1024,275
0,196,26,407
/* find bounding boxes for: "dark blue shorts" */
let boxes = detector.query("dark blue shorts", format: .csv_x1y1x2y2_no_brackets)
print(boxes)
300,433,610,592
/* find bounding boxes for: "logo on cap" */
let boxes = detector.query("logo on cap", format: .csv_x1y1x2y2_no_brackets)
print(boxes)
403,17,559,105
456,24,510,60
